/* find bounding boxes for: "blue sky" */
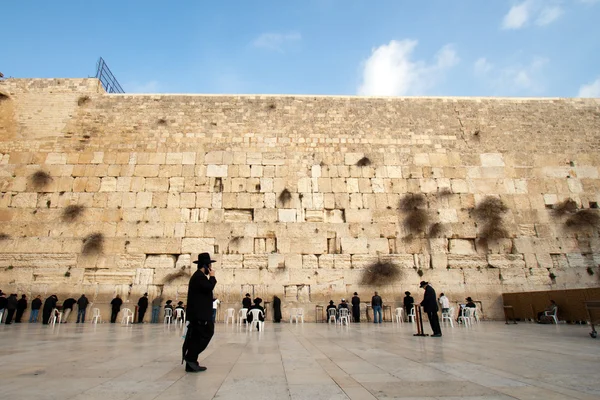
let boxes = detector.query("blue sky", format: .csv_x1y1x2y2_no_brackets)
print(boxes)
2,0,599,97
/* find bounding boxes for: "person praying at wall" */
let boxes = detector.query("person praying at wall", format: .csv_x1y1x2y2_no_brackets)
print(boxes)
137,293,149,323
42,295,58,325
15,294,28,323
110,294,123,323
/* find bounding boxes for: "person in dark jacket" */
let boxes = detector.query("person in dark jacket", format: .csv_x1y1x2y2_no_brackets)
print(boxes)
4,294,18,324
242,293,252,310
137,293,149,323
246,297,265,330
182,252,217,373
351,292,361,322
76,294,89,323
272,295,282,323
42,295,58,325
371,292,383,323
404,291,414,322
110,295,123,323
30,295,42,322
62,297,77,323
15,294,27,323
419,281,442,337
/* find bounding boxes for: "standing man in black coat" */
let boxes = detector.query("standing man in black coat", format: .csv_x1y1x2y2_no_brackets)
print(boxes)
110,295,123,323
351,292,361,322
76,294,89,323
29,295,42,323
15,294,27,323
419,281,442,337
42,295,58,325
404,291,414,321
242,293,252,310
137,293,149,323
4,294,18,324
182,252,217,373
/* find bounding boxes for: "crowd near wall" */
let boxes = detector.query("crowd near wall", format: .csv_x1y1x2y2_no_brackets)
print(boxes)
0,78,599,321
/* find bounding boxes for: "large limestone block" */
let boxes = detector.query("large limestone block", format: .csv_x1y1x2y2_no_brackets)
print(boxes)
350,254,379,269
447,254,487,269
341,237,368,254
207,165,228,177
221,254,243,269
181,238,214,253
345,209,372,223
117,254,146,269
278,209,297,223
449,239,476,254
243,254,268,269
144,254,176,269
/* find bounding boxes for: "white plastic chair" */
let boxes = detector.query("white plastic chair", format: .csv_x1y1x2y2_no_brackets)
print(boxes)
338,308,350,325
327,308,337,324
164,308,173,325
0,309,4,323
49,309,62,325
393,307,404,324
121,308,134,325
225,308,236,324
248,309,264,331
289,308,298,323
238,308,248,326
442,307,455,327
174,308,186,327
291,308,304,324
91,308,101,324
544,307,558,324
407,306,416,323
458,307,474,326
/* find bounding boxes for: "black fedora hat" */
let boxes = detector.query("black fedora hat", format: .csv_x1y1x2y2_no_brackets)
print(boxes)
419,281,428,288
193,252,217,265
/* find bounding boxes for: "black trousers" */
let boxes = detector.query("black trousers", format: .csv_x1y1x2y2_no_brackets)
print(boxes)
183,321,214,363
42,309,52,324
111,309,119,323
427,311,442,335
15,309,25,323
138,308,147,323
4,309,16,324
352,307,360,322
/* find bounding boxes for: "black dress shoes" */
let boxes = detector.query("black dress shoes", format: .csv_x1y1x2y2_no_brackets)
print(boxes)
185,361,207,372
431,333,442,337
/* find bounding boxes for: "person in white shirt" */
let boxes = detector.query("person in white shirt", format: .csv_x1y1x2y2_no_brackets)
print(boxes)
438,293,450,313
212,298,220,322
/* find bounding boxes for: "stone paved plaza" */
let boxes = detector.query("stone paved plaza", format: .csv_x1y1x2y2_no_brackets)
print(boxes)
0,320,599,400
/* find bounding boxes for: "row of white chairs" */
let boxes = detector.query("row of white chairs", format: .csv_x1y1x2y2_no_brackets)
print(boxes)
390,306,480,327
327,308,351,325
222,308,265,331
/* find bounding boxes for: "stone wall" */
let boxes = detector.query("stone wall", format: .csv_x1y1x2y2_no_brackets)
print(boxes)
0,78,599,321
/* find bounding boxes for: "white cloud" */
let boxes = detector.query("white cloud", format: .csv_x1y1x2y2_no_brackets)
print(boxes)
536,5,563,25
502,1,531,29
474,58,493,76
252,32,301,52
357,40,459,96
126,80,160,93
578,77,600,97
501,0,565,30
474,56,548,95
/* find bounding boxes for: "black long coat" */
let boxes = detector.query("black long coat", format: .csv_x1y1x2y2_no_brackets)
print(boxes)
420,285,438,313
186,270,217,322
273,296,282,322
138,296,149,310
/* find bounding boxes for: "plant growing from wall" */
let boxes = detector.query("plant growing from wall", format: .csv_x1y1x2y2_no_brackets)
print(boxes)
399,193,429,234
278,188,292,205
428,222,445,238
587,267,595,276
157,118,167,125
62,205,85,222
356,156,372,167
565,209,600,230
77,95,90,106
473,196,509,239
82,233,104,255
29,170,53,189
163,267,190,283
549,272,557,282
0,92,10,102
552,198,578,217
361,260,402,285
0,233,10,240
